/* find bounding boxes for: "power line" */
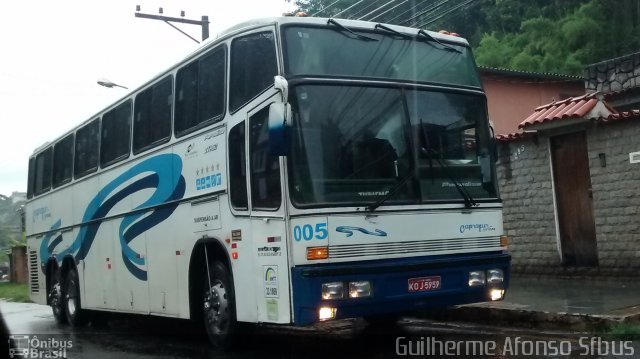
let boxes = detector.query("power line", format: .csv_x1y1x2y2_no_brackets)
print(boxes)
334,0,367,18
357,0,401,21
312,0,343,17
385,1,434,24
417,0,476,28
400,0,452,27
365,0,410,22
345,0,386,20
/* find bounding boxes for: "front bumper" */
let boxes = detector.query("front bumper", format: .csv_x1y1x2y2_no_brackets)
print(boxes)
291,251,510,326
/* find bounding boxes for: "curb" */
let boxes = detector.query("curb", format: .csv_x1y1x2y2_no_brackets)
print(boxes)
421,304,640,332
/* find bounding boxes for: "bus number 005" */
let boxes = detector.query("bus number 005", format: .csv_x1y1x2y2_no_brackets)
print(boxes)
293,224,328,241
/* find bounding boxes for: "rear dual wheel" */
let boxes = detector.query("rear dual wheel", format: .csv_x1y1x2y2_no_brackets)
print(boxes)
202,261,237,348
63,268,87,326
49,270,66,324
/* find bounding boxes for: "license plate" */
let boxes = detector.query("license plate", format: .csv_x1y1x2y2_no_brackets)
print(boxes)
408,276,441,292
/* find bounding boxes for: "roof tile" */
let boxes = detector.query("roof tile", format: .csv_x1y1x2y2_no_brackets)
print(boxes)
518,93,612,129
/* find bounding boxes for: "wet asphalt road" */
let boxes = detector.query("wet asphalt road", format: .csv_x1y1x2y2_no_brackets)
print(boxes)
2,301,638,358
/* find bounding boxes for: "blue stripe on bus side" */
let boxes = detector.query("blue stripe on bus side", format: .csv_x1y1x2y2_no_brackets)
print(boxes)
39,153,186,281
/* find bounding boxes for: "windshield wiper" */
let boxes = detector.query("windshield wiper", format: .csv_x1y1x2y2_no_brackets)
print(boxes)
374,24,412,39
416,29,462,54
327,19,379,42
418,118,477,209
367,165,415,212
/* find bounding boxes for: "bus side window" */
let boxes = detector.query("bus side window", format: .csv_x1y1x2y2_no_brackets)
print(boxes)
229,31,278,113
34,147,53,196
52,133,74,188
229,121,248,210
27,157,35,199
74,118,100,179
133,75,172,153
101,101,132,168
249,107,281,210
175,46,226,137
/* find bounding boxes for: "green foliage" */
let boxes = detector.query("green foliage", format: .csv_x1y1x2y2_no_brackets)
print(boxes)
0,194,24,251
606,323,640,340
0,283,30,303
295,0,640,75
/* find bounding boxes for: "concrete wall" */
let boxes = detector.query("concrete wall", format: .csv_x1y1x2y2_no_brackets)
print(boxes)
482,75,584,136
497,119,640,276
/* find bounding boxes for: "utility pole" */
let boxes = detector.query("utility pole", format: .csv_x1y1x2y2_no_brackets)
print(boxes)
135,5,209,44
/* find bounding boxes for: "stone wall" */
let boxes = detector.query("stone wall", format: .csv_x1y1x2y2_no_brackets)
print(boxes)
584,52,640,93
587,120,640,275
497,119,640,276
497,137,560,274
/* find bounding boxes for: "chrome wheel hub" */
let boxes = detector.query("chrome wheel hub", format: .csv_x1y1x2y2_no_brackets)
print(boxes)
204,281,229,335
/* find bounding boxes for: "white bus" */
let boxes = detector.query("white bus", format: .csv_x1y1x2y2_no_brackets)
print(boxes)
26,16,510,347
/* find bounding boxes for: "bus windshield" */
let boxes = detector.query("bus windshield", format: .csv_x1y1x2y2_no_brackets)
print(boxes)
288,85,497,207
282,25,481,88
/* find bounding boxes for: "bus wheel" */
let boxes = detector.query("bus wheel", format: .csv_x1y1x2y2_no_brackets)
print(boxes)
63,269,87,326
202,261,237,348
49,270,66,324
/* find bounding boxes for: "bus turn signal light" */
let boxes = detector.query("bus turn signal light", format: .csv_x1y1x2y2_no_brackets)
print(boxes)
307,246,329,260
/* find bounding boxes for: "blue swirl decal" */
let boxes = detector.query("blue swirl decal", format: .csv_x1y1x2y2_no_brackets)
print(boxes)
39,154,186,281
336,226,387,237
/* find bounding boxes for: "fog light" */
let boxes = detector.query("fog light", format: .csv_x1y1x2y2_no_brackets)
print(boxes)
468,271,486,287
487,269,504,284
319,306,336,321
349,281,372,298
321,282,344,300
490,289,505,301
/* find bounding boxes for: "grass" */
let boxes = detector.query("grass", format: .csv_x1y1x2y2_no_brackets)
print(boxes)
0,282,30,303
605,323,640,340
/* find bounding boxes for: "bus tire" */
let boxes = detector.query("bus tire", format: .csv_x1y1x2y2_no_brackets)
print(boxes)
202,260,237,348
49,269,66,324
63,268,87,326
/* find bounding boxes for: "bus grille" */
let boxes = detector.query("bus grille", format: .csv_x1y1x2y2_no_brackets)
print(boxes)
328,237,500,259
28,250,39,294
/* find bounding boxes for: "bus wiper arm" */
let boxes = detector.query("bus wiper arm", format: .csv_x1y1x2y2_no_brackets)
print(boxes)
423,147,477,209
327,19,379,42
416,29,462,54
367,166,415,212
417,117,476,208
374,24,412,39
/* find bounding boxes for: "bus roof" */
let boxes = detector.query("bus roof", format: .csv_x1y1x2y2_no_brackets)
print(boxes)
31,16,470,156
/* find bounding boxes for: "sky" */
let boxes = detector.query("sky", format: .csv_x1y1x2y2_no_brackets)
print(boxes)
0,0,296,196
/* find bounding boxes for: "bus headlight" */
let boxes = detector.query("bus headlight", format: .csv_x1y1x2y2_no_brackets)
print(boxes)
348,281,372,298
487,269,504,284
321,282,344,300
468,271,486,287
319,307,337,321
490,289,505,301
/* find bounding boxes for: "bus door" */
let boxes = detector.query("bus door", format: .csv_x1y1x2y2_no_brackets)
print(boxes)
247,100,292,324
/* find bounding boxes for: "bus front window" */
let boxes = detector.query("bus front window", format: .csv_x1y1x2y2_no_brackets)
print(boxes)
288,85,497,208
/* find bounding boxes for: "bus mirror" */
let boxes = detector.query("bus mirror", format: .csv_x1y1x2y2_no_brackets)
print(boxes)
489,124,498,162
274,76,289,103
268,102,291,156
